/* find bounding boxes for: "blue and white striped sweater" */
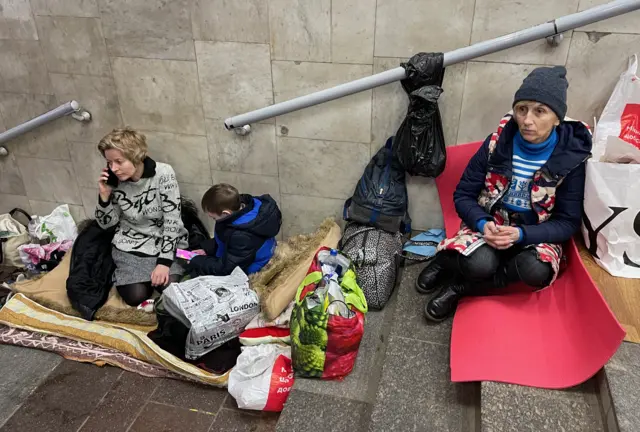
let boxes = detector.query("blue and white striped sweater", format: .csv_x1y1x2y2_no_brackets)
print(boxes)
501,130,558,214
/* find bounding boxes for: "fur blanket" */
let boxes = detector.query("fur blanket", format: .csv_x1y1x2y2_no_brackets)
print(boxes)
250,218,341,320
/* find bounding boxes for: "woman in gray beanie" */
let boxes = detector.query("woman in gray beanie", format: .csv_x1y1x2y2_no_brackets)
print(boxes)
416,66,593,322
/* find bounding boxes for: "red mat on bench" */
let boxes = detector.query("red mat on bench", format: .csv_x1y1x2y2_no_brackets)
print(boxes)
437,142,625,389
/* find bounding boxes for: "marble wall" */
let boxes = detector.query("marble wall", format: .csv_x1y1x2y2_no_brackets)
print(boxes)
1,0,639,237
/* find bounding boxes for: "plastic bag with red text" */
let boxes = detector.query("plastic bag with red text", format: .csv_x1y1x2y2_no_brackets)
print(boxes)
594,55,640,162
228,344,293,412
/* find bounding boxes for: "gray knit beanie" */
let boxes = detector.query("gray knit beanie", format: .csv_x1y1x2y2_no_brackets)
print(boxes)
513,66,568,120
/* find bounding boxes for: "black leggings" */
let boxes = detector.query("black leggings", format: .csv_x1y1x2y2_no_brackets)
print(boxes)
117,274,182,307
446,244,553,290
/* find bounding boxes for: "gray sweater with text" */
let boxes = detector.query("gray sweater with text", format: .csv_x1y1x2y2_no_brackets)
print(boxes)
95,158,188,266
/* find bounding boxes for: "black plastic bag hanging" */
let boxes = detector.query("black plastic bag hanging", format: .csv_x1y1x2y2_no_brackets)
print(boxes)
392,52,446,177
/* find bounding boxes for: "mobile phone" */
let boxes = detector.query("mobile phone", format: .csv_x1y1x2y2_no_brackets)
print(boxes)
176,249,199,261
105,166,119,187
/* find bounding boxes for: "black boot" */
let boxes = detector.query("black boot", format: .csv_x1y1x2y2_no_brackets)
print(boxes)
424,269,509,322
424,280,467,322
415,253,452,294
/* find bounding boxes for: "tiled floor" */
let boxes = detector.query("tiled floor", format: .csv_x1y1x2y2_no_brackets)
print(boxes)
0,355,278,432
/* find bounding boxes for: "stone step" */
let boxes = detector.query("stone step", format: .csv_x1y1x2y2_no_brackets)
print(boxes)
481,379,604,432
367,262,478,432
277,258,638,432
276,267,402,432
600,341,640,432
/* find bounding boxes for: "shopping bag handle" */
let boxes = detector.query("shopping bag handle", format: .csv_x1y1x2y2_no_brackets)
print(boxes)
627,54,637,76
9,208,32,226
338,225,377,249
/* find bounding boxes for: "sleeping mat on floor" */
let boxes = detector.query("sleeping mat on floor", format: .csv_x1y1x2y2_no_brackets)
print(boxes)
438,142,625,389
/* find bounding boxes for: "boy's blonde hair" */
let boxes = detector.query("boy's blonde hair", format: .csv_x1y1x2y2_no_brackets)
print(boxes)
98,127,148,164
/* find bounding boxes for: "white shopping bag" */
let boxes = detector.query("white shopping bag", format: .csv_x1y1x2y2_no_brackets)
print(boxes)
228,344,293,412
582,160,640,278
593,55,640,161
162,267,260,359
603,135,640,164
29,204,78,242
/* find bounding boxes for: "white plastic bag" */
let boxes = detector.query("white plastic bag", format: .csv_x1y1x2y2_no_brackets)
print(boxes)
0,209,31,267
602,135,640,164
228,345,293,412
30,204,78,242
593,55,640,161
582,160,640,278
162,267,260,359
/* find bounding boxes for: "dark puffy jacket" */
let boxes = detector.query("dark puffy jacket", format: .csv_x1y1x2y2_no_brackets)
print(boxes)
188,194,282,276
66,221,116,321
454,116,592,246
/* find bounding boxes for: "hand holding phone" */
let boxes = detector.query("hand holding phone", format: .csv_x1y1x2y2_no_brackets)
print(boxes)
98,167,117,201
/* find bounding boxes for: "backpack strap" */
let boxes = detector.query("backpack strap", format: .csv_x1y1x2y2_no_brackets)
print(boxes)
342,198,352,221
400,213,412,234
370,137,395,226
385,136,393,151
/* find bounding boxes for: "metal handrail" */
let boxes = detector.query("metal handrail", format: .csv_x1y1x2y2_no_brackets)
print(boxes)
224,0,640,131
0,100,91,155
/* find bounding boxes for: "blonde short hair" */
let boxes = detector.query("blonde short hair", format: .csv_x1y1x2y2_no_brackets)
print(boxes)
98,127,148,164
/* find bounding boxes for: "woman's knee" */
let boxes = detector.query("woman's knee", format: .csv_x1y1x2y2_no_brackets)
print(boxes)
507,250,552,289
458,245,500,280
117,283,153,306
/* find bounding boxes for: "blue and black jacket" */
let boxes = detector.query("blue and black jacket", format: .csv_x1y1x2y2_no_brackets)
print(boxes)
188,194,281,276
454,117,592,246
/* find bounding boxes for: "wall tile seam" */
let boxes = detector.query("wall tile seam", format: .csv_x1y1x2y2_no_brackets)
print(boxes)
206,173,279,183
11,150,72,162
108,54,199,65
31,13,100,19
278,189,352,201
264,0,281,182
276,135,373,146
28,197,85,207
193,39,273,47
0,35,40,42
270,59,376,68
136,129,207,139
280,192,344,200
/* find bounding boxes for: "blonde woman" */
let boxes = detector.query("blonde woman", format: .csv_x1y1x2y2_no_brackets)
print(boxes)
96,127,188,306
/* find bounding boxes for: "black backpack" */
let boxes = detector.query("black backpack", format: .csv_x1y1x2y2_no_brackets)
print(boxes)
343,137,411,233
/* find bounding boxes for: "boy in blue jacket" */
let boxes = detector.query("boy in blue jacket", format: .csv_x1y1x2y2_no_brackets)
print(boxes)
187,184,282,276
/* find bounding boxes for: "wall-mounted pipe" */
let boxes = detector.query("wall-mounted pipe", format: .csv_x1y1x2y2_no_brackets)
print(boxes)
224,0,640,131
0,100,91,148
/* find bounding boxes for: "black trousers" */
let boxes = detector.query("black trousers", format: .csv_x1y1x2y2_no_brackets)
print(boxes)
443,244,553,291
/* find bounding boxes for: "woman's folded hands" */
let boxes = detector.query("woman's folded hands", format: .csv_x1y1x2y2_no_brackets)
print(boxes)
483,222,521,250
